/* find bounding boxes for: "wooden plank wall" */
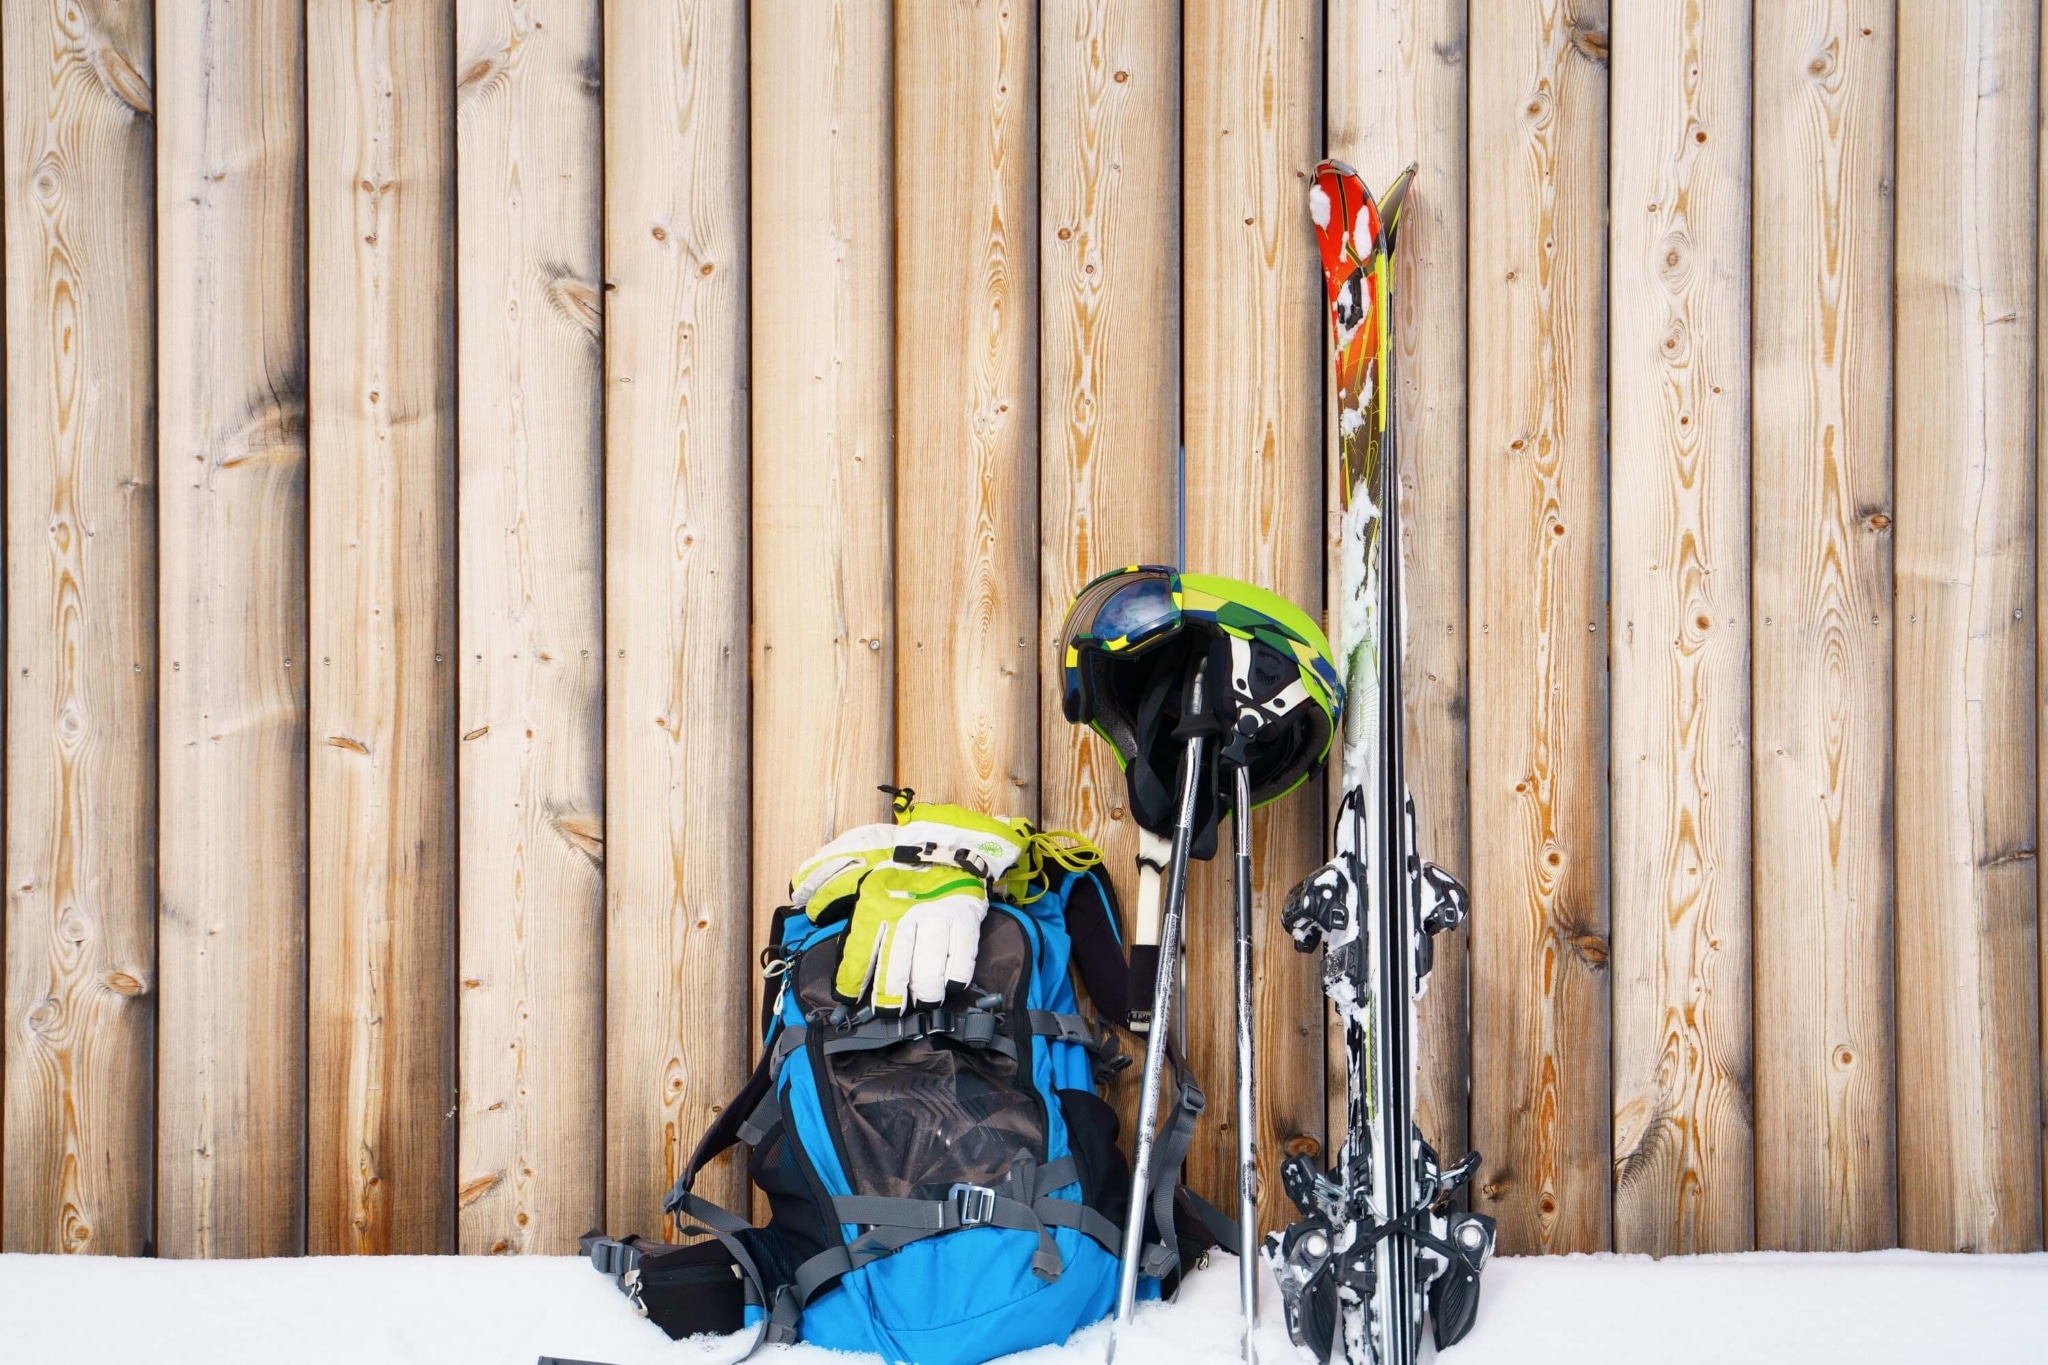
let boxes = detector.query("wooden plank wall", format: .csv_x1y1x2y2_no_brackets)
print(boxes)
1467,0,1613,1255
4,0,2048,1262
2,0,158,1256
603,0,752,1238
154,2,311,1259
307,0,457,1258
1750,0,1897,1253
1606,0,1752,1256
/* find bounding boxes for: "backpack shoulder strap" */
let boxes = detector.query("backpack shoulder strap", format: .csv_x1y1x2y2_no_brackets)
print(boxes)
1059,866,1132,1029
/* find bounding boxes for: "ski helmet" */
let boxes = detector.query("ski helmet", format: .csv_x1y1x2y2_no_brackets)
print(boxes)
1058,566,1342,848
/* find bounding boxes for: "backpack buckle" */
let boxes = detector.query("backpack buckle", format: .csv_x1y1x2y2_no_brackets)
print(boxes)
949,1182,998,1227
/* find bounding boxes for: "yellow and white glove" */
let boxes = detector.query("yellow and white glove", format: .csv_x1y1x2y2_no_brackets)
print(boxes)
788,794,1039,1010
836,864,991,1010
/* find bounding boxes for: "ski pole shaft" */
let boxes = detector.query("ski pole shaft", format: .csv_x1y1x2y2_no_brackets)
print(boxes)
1231,762,1258,1359
1112,728,1208,1336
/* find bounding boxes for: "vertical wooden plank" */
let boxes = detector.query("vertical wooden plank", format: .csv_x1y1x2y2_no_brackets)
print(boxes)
1894,0,2043,1254
1467,0,1611,1254
2,0,157,1256
306,0,457,1255
894,0,1038,817
1182,0,1325,1228
1752,0,1896,1252
456,0,605,1255
155,0,309,1258
1607,0,1753,1256
605,0,751,1232
749,1,893,1021
1037,0,1178,1127
1326,0,1472,1179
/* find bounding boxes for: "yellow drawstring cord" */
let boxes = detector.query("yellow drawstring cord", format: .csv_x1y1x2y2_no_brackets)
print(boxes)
1012,828,1106,903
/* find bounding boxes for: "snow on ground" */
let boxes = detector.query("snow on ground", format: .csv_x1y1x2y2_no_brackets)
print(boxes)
3,1247,2045,1365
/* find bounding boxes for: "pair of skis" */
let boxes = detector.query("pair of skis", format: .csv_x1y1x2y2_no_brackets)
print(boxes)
1256,162,1495,1364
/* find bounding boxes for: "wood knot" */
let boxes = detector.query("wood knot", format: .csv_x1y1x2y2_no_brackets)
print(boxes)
544,268,603,343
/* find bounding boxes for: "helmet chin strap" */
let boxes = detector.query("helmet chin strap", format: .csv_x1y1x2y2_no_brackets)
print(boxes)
1222,635,1311,768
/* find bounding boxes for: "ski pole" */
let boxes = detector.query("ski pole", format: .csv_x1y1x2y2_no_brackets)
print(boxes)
1111,699,1209,1348
1231,760,1258,1362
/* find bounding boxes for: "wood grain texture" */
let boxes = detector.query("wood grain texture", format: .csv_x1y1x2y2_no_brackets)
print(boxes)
749,0,894,997
1467,0,1611,1255
1182,0,1326,1231
155,0,308,1259
1894,0,2043,1255
894,0,1038,817
455,0,606,1256
306,0,457,1256
1607,0,1753,1256
1326,0,1472,1180
2,0,157,1256
605,0,751,1232
1037,0,1179,1133
1751,0,1896,1252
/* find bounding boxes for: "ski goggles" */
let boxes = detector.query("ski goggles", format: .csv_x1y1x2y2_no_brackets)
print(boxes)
1062,566,1183,656
1059,567,1184,713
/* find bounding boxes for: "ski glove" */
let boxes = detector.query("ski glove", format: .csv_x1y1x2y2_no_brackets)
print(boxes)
836,864,990,1010
789,805,1034,916
787,796,1040,1010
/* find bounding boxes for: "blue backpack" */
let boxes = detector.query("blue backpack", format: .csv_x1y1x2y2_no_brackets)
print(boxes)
584,862,1234,1365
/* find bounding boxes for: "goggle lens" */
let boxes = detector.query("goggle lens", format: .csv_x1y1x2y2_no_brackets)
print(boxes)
1092,576,1177,648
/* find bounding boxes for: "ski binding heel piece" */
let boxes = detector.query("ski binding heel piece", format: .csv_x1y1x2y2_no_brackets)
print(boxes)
1428,1211,1496,1350
1418,861,1468,936
1281,861,1354,953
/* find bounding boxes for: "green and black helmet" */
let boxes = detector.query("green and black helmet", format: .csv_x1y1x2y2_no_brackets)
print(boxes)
1059,566,1342,852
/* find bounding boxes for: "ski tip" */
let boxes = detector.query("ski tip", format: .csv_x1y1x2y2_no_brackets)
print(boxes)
1308,161,1372,255
1381,162,1418,220
1380,163,1418,253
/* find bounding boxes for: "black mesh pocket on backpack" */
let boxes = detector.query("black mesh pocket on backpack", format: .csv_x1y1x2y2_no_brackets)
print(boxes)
795,911,1048,1201
749,1125,835,1272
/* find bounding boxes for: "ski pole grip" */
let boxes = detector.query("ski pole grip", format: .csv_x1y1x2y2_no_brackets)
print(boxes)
1127,829,1169,1031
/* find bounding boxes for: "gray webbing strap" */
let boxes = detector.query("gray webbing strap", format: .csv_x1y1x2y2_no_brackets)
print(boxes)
1035,1195,1125,1257
1027,1010,1105,1051
820,1155,1084,1286
666,1192,796,1349
735,1087,783,1149
1139,1049,1207,1287
793,1244,858,1303
819,1008,1016,1062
